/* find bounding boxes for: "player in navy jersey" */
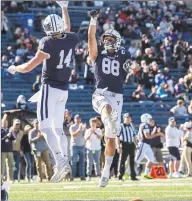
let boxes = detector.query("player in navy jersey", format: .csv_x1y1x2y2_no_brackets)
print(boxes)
135,113,164,179
8,1,78,182
87,10,140,187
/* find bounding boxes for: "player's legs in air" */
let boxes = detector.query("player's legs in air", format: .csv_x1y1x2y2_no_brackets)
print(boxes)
93,93,122,187
37,85,70,182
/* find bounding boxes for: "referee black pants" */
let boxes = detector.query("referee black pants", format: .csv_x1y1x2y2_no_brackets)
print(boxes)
118,142,136,179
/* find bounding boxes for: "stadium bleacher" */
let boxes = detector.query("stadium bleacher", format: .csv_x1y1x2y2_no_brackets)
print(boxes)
2,3,192,129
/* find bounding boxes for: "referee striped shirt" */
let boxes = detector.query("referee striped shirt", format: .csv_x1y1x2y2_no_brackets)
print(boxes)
117,123,136,143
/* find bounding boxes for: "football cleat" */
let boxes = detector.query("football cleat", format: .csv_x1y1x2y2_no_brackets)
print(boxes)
144,174,153,179
51,159,71,183
99,177,109,187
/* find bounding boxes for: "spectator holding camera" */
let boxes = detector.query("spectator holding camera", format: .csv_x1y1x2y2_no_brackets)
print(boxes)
69,114,86,180
85,118,102,181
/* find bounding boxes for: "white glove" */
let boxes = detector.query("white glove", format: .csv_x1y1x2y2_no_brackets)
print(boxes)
56,1,69,8
7,65,16,74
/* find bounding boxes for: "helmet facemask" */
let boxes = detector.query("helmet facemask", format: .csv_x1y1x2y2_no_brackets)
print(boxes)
101,31,121,52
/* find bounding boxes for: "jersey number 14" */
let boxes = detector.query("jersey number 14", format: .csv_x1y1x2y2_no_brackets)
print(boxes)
56,49,72,69
102,58,120,76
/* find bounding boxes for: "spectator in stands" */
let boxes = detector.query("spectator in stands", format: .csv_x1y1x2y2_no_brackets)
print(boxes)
188,100,192,115
23,43,35,62
156,83,171,99
165,117,184,178
183,122,192,177
14,95,28,110
32,73,41,93
13,27,23,41
141,34,151,54
6,46,15,64
1,11,9,34
132,84,147,102
29,119,52,182
173,40,185,69
21,125,34,182
151,27,164,47
85,118,102,181
159,17,172,34
23,28,30,39
170,99,188,116
150,119,164,166
12,55,22,66
155,70,166,87
163,67,174,94
69,69,80,90
63,109,74,136
150,61,159,77
1,55,9,70
84,56,94,85
162,37,173,67
75,46,84,72
128,42,140,59
174,78,187,97
69,114,86,181
10,119,23,182
103,19,114,32
147,86,160,102
1,118,15,182
184,73,192,93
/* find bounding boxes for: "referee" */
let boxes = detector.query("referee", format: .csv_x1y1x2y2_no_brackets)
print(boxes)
116,113,138,181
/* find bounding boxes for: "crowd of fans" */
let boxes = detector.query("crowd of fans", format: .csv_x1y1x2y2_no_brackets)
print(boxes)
1,1,192,183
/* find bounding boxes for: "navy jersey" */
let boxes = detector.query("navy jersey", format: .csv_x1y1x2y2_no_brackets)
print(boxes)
38,32,78,90
139,123,152,145
93,46,131,94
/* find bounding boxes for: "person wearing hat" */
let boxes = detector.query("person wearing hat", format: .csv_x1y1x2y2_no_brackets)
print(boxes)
155,69,166,87
21,125,34,182
170,99,188,116
10,119,23,182
183,122,192,176
116,113,138,181
69,114,86,181
165,117,184,178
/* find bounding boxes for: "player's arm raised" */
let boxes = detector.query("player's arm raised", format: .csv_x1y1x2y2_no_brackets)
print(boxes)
56,1,71,32
88,10,98,63
8,51,49,74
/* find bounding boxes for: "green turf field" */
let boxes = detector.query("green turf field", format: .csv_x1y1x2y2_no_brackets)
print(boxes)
10,177,192,200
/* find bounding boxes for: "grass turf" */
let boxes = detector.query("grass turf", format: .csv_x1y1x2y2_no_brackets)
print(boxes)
9,177,192,200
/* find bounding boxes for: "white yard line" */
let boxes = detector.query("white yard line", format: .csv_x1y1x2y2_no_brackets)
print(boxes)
11,190,192,193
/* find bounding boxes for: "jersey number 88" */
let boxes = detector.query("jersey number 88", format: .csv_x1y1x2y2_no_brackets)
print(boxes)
102,58,120,76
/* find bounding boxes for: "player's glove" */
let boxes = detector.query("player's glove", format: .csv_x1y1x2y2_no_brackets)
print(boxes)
87,10,99,19
123,59,140,72
56,1,69,8
7,65,16,75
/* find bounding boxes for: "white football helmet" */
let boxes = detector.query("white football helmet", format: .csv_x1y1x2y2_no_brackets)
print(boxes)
101,29,121,52
43,14,64,36
141,113,152,124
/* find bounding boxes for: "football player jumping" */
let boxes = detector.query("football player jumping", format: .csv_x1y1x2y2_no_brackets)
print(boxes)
8,1,79,182
87,10,139,187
